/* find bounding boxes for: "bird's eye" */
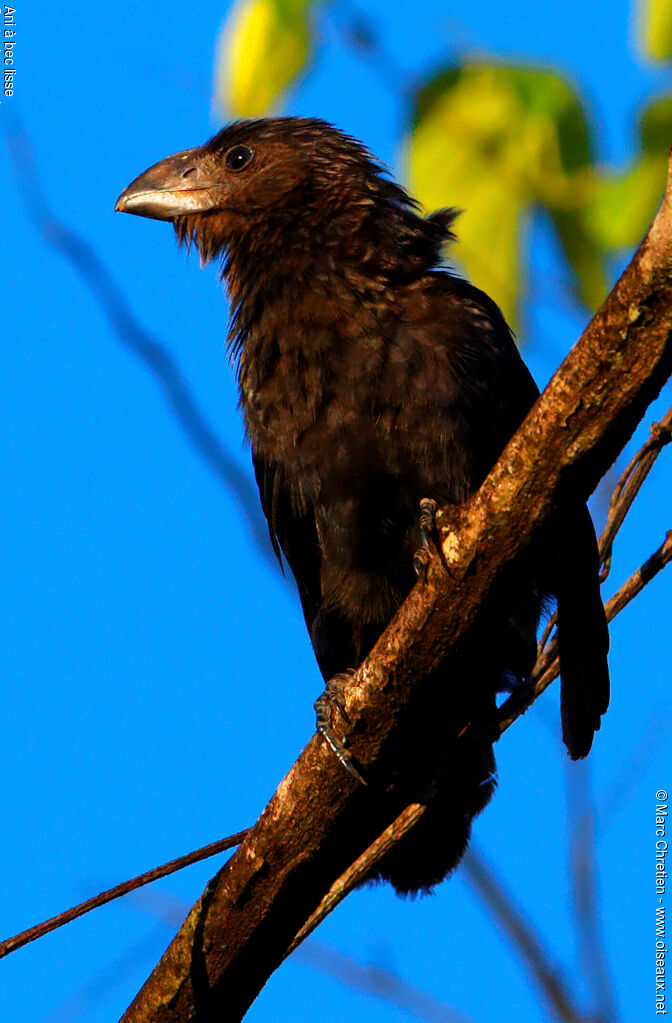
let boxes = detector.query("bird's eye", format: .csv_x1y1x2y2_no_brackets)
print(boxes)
225,145,254,172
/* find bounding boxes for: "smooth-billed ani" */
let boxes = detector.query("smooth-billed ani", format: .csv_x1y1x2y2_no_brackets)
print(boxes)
116,117,609,894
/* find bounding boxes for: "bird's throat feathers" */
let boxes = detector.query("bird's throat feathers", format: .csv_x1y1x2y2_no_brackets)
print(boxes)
169,118,459,365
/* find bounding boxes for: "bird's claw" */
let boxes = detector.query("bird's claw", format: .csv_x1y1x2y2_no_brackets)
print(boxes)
413,547,430,580
314,671,367,785
414,497,439,581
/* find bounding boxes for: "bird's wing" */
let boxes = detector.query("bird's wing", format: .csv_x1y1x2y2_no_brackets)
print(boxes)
426,275,610,756
252,452,324,645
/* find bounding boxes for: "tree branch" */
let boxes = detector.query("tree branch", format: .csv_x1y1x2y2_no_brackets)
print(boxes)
463,849,585,1023
116,153,672,1022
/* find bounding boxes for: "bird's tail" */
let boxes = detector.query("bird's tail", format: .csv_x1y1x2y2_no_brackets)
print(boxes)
555,505,610,759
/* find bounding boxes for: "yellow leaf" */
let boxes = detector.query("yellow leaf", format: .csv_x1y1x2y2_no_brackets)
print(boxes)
586,158,665,250
640,0,672,63
214,0,314,118
408,63,605,328
586,95,672,250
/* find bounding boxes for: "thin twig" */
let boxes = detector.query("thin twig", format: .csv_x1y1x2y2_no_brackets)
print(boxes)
599,405,672,582
566,764,620,1023
0,830,248,959
463,848,585,1023
43,924,170,1023
593,717,672,836
332,2,413,98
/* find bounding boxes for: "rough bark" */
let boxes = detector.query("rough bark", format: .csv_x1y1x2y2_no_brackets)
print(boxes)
121,155,672,1023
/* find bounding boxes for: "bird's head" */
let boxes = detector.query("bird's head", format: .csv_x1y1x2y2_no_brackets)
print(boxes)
116,117,457,283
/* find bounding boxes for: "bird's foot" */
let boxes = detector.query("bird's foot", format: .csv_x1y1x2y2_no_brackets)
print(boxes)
314,670,367,785
413,498,439,581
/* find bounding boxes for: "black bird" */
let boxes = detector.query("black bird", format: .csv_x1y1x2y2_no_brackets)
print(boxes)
116,117,609,894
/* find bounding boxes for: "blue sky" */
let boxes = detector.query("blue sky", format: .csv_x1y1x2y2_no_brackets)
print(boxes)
1,2,670,1021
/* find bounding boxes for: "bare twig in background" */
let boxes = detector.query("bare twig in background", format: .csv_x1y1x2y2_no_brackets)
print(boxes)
331,2,413,98
604,530,672,617
294,941,476,1023
599,405,672,582
43,925,170,1023
2,117,277,568
0,831,248,959
566,763,620,1023
594,716,672,835
44,890,195,1023
463,848,584,1023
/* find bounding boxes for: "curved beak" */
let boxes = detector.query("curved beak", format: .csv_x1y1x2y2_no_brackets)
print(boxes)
115,149,222,221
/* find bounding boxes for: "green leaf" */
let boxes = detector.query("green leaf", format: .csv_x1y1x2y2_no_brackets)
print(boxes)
586,95,672,250
407,62,606,328
214,0,317,118
640,0,672,63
